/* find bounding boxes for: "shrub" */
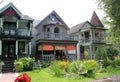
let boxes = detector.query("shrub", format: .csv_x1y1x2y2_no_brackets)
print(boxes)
101,58,112,68
50,61,64,77
41,61,51,68
96,46,119,60
67,60,84,74
112,57,120,69
19,57,35,71
83,60,99,77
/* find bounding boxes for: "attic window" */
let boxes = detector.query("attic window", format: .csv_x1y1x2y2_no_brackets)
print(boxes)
51,16,55,21
52,17,55,21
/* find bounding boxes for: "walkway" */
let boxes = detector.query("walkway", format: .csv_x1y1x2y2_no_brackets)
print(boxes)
92,75,120,82
0,72,19,82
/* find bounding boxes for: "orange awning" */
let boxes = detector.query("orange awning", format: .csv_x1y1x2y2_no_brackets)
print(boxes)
43,45,54,51
66,46,76,50
55,46,65,50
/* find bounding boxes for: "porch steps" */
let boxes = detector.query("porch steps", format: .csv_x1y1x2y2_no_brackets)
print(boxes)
2,61,14,72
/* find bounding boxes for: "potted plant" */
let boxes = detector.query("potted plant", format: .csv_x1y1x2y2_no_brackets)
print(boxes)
0,61,4,73
14,60,23,72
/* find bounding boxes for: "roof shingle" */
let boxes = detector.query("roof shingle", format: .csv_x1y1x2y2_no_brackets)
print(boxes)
90,11,103,27
69,22,85,34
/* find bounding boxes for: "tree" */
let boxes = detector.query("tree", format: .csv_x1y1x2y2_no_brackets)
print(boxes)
97,0,120,43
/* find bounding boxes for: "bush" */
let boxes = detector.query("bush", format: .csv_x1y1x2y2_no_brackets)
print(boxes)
112,57,120,69
49,60,99,78
83,60,99,77
41,61,51,68
50,61,64,77
67,60,84,74
96,46,119,60
19,57,35,71
101,58,112,68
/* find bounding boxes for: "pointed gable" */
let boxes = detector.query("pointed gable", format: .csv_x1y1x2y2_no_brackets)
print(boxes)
0,2,33,21
90,11,103,27
0,2,21,17
36,10,69,30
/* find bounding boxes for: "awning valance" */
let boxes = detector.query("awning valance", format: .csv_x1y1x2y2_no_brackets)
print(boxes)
55,46,65,50
43,45,54,51
38,45,42,51
66,46,76,50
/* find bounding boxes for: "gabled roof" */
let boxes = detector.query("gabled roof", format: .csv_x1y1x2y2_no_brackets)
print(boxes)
0,2,33,21
0,2,22,16
90,11,103,27
69,22,85,34
35,10,69,30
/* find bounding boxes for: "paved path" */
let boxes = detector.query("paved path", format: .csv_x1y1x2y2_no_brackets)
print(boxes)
92,75,120,82
0,72,19,82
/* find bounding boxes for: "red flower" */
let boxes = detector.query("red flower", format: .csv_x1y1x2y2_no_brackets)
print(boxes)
14,73,31,82
23,73,31,82
14,75,24,82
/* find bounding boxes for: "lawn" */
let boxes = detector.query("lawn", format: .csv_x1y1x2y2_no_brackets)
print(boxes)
21,68,120,82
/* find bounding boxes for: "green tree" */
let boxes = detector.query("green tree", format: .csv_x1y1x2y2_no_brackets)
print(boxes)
98,0,120,43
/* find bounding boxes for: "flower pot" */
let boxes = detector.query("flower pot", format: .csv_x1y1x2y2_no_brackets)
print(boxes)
0,65,2,73
14,64,19,72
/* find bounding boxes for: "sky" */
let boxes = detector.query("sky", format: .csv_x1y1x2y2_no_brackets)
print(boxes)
0,0,105,27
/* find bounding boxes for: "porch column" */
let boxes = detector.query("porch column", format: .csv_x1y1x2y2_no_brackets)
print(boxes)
89,45,93,59
16,40,18,60
0,40,2,55
90,29,93,43
17,20,19,28
29,42,31,56
76,43,80,60
25,42,28,56
29,23,32,36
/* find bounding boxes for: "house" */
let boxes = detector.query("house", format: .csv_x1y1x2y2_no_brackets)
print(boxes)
0,2,33,61
69,11,107,59
33,11,78,61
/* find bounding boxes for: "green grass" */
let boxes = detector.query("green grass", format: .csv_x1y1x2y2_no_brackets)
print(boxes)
21,68,120,82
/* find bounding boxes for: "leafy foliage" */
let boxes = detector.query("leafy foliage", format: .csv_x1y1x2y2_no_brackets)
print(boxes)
14,60,23,72
95,46,119,60
98,0,120,43
49,60,99,78
19,57,35,71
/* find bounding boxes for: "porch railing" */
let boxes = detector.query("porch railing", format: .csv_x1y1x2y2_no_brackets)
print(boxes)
36,32,75,41
80,37,105,43
1,28,31,37
42,54,55,61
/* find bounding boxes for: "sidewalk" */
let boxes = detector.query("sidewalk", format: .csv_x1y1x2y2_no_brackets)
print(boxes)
92,75,120,82
0,72,19,82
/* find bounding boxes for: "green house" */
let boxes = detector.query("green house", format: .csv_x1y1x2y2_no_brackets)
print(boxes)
0,2,33,61
70,11,107,59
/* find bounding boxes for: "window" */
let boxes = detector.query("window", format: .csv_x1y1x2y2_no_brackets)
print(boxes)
54,27,59,33
18,42,25,55
47,28,50,32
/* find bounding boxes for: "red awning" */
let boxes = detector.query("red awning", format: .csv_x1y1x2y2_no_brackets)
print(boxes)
66,46,76,50
43,45,54,51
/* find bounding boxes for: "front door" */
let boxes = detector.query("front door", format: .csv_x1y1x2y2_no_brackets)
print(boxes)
2,41,15,59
